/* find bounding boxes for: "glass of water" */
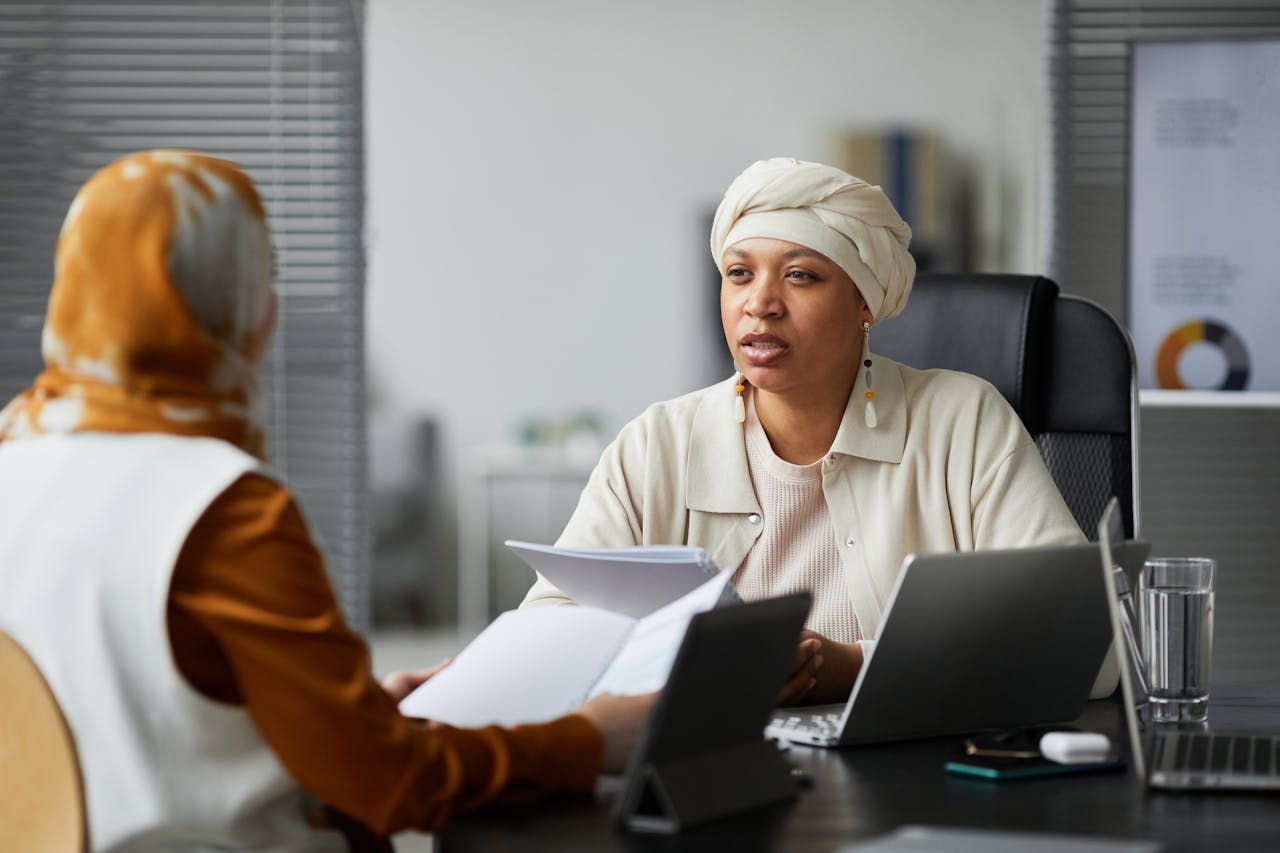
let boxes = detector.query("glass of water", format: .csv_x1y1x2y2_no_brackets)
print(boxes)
1140,557,1216,723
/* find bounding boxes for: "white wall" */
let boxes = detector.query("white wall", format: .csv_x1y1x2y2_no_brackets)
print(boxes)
365,0,1048,593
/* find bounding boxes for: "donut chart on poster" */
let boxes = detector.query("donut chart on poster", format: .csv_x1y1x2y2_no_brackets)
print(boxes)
1155,319,1251,390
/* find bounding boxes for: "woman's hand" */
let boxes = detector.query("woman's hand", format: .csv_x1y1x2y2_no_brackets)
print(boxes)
381,658,451,704
779,635,824,705
574,692,658,774
783,630,865,706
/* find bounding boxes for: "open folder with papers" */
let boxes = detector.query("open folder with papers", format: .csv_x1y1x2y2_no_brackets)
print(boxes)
398,545,737,728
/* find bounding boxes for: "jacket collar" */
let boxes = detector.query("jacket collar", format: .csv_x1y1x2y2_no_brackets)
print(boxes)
686,359,907,513
830,355,907,464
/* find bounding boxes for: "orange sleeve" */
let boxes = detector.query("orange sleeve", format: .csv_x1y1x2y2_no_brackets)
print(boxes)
167,473,603,834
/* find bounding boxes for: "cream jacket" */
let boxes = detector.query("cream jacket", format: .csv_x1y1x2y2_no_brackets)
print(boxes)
522,359,1118,697
524,358,1086,637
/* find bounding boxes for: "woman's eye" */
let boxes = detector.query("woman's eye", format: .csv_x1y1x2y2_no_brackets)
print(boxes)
726,268,751,281
787,269,817,282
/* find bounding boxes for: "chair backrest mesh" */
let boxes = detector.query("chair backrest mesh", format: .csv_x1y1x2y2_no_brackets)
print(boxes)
1035,432,1133,541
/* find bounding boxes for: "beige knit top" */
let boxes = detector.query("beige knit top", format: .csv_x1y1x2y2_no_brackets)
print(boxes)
731,390,863,643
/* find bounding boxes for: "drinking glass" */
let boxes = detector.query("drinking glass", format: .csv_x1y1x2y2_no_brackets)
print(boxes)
1140,557,1215,724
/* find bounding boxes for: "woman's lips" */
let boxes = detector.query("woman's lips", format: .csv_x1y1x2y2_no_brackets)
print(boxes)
739,334,790,367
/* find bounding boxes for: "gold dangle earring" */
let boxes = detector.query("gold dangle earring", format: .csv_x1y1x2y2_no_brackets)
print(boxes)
734,369,746,424
862,321,877,429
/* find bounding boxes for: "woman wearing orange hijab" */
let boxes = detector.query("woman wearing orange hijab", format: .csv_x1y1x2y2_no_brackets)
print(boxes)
0,150,650,850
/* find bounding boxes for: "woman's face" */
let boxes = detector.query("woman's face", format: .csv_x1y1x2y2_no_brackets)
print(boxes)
720,237,873,407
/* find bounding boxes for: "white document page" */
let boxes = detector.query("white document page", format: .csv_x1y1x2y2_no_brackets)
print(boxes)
506,540,718,618
397,606,634,728
589,570,734,698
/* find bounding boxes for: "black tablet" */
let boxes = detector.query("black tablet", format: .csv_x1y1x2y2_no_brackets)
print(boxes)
613,592,810,834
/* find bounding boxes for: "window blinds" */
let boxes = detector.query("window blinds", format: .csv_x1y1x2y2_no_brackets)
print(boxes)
0,0,370,631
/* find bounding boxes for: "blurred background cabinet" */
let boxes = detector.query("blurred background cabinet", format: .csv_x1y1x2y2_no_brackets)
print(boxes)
456,444,597,629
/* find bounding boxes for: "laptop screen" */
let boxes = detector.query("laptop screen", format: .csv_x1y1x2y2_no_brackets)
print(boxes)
1098,497,1149,778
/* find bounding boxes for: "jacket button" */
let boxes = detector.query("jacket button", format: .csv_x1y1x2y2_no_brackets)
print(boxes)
845,537,857,548
828,454,839,464
747,513,762,525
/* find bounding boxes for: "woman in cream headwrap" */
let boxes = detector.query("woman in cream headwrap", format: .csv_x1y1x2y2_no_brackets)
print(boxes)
0,150,651,850
523,157,1092,703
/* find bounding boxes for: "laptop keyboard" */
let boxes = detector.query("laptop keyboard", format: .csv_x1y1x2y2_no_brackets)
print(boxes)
771,710,843,739
1153,731,1280,777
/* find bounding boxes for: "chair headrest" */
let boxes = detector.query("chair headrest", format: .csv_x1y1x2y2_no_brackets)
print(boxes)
873,273,1059,434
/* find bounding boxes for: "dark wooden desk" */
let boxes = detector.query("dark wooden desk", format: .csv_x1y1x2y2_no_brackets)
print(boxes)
441,686,1280,852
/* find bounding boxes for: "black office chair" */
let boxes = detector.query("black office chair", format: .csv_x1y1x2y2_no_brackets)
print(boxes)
872,273,1140,539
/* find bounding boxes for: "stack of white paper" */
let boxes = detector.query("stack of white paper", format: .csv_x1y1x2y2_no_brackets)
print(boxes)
505,540,723,618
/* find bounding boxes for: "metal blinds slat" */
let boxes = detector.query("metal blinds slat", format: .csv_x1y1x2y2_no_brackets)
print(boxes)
0,1,369,632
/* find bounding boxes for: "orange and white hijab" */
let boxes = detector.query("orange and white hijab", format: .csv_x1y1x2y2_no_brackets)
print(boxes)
0,150,274,456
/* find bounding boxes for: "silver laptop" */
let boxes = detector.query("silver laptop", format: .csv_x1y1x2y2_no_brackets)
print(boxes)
1099,497,1280,791
767,543,1114,747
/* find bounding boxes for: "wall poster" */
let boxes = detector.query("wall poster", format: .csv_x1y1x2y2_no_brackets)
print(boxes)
1129,39,1280,391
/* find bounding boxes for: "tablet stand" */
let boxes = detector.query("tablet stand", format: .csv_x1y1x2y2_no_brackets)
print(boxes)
616,739,797,833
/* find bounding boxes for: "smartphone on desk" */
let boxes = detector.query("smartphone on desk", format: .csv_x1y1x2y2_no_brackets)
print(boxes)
945,728,1125,781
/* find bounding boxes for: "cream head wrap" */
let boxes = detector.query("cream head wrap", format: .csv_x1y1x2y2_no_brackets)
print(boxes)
709,157,916,322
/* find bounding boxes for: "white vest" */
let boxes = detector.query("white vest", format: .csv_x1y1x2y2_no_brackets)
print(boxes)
0,433,345,853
